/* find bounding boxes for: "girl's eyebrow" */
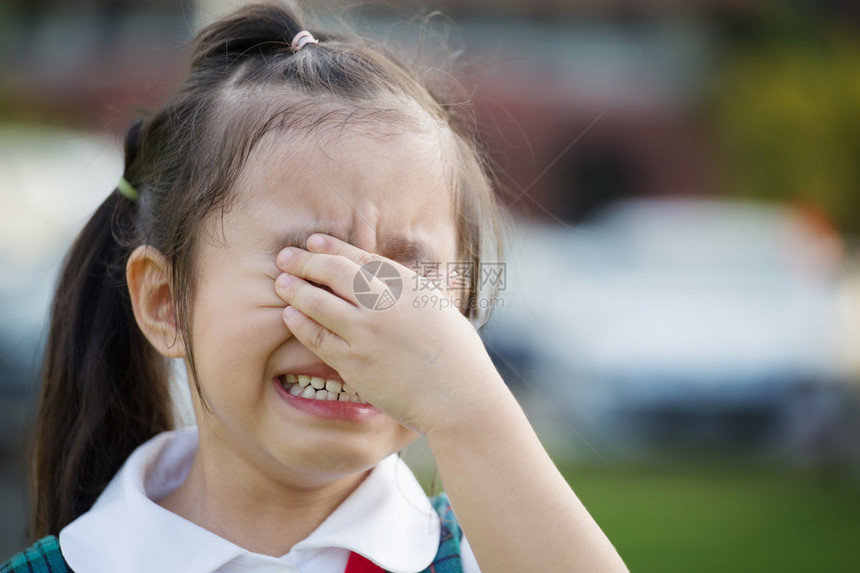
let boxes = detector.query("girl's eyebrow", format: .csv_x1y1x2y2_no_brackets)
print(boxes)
269,228,345,253
380,235,440,268
270,229,440,266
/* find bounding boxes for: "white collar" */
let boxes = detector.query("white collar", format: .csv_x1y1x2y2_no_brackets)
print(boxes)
59,428,440,573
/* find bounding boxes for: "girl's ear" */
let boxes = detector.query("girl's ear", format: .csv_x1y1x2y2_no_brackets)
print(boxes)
126,245,186,358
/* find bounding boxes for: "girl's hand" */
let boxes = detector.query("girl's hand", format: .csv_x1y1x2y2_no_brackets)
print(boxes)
276,234,629,572
274,233,504,434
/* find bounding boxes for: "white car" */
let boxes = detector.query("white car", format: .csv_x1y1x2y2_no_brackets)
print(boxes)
483,198,849,458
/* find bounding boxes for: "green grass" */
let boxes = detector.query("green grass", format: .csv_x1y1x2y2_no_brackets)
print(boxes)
559,463,860,572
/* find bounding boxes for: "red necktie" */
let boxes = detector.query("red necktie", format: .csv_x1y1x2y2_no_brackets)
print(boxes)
344,551,385,573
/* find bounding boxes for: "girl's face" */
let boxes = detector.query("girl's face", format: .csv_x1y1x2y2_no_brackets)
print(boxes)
186,124,458,487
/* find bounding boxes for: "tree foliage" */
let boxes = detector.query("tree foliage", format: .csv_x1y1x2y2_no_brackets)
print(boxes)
713,9,860,233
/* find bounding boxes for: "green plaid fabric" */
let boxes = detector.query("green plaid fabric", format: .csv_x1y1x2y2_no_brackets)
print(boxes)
420,493,463,573
0,535,70,573
1,495,462,573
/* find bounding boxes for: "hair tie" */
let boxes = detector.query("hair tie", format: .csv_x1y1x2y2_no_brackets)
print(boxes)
117,177,139,202
291,30,318,52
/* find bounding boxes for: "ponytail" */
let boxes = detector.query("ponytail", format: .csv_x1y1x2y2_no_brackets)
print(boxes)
31,184,173,538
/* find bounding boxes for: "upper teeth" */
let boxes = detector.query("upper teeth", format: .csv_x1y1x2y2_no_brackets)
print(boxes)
280,374,366,403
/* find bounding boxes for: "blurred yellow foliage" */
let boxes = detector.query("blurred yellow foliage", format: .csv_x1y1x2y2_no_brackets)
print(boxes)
714,18,860,233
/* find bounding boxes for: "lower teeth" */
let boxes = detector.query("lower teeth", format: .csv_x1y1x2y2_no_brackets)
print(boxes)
280,378,364,404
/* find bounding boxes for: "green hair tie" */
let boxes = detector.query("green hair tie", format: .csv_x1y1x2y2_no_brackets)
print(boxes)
117,177,139,202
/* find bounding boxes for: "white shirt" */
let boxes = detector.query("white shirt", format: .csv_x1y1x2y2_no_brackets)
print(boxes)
59,428,480,573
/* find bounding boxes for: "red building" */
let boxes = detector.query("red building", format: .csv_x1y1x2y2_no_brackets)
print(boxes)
2,0,762,221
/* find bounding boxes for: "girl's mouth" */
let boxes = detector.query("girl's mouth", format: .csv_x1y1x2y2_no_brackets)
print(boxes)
273,373,379,422
277,374,367,404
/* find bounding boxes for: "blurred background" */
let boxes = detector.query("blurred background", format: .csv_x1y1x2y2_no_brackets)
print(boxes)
2,0,860,571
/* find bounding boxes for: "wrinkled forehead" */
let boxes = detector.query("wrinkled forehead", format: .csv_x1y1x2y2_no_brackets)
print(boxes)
247,123,450,182
235,117,455,221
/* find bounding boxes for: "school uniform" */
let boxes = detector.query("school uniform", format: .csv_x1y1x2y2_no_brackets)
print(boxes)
3,428,480,573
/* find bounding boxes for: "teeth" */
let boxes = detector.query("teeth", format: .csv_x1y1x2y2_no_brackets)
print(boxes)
279,374,366,404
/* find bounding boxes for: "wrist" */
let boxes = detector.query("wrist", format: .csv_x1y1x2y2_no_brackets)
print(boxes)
421,371,515,445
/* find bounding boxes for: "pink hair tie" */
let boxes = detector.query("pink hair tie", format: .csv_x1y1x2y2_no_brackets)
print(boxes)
291,30,319,52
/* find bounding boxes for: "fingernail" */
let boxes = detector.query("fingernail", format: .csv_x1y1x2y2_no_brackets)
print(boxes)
276,273,293,289
278,249,294,266
284,306,295,319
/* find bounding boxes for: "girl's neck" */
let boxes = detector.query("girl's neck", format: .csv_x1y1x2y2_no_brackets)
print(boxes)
156,437,370,557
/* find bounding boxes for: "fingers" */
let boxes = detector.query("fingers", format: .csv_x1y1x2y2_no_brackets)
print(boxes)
275,272,356,338
277,234,399,305
283,305,349,361
306,233,382,268
305,234,446,296
278,246,369,305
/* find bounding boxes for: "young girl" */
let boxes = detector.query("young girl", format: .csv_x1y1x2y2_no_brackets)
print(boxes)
2,3,626,572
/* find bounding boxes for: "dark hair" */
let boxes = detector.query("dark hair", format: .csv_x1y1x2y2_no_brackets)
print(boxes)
32,1,501,538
